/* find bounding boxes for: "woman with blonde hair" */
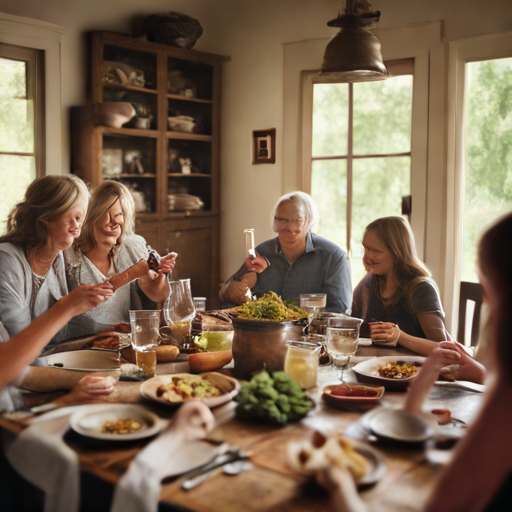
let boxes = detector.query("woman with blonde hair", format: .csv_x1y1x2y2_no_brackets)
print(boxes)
64,180,177,337
352,216,451,355
0,174,113,344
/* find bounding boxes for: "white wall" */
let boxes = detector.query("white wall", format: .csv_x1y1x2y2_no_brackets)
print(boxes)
1,0,512,279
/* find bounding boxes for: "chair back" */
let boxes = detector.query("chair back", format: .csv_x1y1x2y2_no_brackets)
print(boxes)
457,281,483,347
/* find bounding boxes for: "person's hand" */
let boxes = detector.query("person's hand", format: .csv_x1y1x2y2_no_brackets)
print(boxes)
64,282,114,316
317,466,367,512
369,322,400,345
159,252,178,275
56,375,116,405
169,401,215,441
243,252,268,274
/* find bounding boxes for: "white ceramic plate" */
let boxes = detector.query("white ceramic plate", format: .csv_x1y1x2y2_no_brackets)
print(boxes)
352,356,425,391
163,440,226,478
44,350,120,371
70,403,169,441
140,372,240,408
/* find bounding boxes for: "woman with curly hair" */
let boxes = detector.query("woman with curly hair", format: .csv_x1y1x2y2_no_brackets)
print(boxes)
0,175,113,344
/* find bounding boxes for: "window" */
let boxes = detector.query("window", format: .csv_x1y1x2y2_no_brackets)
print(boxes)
0,44,44,230
310,60,414,286
462,57,512,282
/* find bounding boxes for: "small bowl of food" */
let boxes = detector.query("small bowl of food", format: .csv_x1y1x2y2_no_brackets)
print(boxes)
352,356,425,391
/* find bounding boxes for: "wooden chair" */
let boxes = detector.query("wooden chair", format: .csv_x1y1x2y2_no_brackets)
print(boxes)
457,281,484,347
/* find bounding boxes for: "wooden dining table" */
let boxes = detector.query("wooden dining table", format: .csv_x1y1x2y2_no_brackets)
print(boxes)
0,343,485,512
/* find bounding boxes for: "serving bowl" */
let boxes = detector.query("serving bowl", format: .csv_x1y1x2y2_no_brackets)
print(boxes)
352,356,425,392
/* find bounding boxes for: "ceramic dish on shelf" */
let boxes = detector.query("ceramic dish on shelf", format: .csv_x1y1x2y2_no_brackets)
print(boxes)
323,383,384,408
140,372,239,408
352,356,425,392
70,403,168,441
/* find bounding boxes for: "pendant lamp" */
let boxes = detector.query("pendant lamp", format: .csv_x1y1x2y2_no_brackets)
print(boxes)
312,0,389,84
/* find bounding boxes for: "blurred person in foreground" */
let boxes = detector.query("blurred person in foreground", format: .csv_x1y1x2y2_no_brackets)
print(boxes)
220,191,352,313
64,181,177,337
318,213,512,512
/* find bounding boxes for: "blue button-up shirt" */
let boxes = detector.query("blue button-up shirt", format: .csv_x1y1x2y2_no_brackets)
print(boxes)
251,232,352,313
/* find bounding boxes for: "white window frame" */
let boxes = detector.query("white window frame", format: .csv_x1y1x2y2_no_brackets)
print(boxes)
443,30,512,334
0,11,67,175
284,22,445,265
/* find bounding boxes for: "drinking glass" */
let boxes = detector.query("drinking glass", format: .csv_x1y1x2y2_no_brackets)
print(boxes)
129,310,161,380
325,316,363,382
300,293,327,329
284,340,321,389
163,278,196,349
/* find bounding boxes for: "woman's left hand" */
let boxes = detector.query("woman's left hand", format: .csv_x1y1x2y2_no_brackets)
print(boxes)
369,322,400,345
56,375,116,405
159,252,178,275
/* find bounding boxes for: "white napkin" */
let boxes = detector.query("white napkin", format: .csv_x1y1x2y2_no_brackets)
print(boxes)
110,401,236,512
5,405,87,512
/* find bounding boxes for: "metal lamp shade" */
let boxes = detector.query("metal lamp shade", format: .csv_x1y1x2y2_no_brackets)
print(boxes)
312,26,389,84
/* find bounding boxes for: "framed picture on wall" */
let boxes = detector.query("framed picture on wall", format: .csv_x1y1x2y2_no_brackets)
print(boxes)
252,128,276,164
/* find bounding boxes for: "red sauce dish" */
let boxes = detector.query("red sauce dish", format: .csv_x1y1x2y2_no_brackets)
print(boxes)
323,383,385,406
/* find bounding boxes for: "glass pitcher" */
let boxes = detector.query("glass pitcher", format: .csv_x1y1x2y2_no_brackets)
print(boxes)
163,278,196,347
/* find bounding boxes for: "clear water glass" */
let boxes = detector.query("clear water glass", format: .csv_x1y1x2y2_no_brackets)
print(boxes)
129,310,161,380
300,293,327,328
325,316,363,382
163,278,196,348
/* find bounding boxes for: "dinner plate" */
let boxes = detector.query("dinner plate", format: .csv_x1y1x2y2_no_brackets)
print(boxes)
70,403,169,441
140,372,240,408
352,356,425,391
368,408,435,443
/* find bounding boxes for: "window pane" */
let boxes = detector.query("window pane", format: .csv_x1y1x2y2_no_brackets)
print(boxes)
311,159,347,250
0,57,34,153
351,156,411,286
0,155,36,231
463,58,512,282
312,83,348,157
352,75,413,155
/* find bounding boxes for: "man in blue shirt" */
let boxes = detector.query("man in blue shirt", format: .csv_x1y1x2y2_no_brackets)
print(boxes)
220,191,352,313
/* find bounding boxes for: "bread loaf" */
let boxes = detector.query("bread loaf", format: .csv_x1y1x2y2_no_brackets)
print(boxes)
108,259,149,291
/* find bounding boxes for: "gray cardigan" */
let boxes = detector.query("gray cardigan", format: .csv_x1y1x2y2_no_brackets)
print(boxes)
0,243,69,343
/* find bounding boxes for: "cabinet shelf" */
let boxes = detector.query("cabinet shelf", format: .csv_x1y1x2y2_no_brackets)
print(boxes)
166,93,213,104
106,173,156,178
103,82,158,95
166,132,212,141
101,126,159,138
168,173,211,178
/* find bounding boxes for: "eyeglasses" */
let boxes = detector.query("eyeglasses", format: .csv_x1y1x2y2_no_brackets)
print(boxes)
273,216,305,228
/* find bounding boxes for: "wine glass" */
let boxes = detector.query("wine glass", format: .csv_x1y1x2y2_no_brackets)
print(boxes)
300,293,327,330
325,317,363,382
162,278,196,349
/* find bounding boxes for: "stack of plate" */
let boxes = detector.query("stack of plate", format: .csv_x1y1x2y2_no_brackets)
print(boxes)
168,194,204,211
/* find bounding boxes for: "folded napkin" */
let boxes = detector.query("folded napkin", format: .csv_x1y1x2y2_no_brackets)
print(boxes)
5,405,87,512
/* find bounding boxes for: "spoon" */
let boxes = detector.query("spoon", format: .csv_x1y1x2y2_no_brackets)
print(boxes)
223,460,253,475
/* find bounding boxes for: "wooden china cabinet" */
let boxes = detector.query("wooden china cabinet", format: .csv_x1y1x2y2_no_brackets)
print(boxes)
72,31,230,308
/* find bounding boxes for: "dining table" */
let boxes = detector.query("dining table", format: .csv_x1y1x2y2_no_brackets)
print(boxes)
0,341,485,512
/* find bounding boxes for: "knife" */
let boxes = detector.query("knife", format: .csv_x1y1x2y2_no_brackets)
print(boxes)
181,448,250,490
